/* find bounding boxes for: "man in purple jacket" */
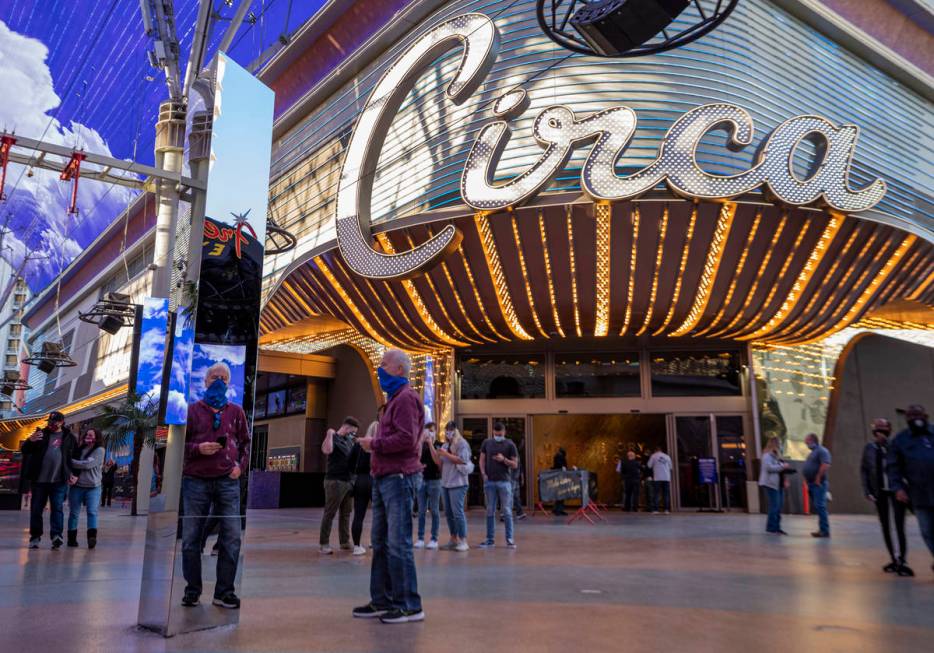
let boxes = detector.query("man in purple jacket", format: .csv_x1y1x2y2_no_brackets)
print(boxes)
180,362,250,610
352,349,425,624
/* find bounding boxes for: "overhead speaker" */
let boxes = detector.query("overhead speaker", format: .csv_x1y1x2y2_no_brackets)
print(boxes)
37,359,55,375
99,314,125,335
570,0,690,56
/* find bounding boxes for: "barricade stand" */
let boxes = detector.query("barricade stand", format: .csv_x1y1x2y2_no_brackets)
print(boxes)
531,501,550,517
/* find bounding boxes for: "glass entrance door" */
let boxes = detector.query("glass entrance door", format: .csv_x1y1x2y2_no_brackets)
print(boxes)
714,415,747,510
673,415,715,509
459,416,527,506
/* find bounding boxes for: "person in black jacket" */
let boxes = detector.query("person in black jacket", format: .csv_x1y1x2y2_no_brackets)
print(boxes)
21,411,76,549
861,418,911,576
349,421,375,556
619,450,642,512
888,404,934,575
100,458,117,507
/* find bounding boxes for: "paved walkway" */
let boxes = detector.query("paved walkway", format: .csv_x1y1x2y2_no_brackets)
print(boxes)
2,506,933,652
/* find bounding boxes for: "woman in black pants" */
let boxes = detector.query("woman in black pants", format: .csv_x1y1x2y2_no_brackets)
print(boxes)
348,420,376,556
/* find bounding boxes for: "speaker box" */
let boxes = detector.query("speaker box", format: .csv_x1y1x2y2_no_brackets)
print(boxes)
570,0,690,55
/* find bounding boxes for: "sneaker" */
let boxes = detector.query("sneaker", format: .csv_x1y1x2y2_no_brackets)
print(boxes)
896,562,915,577
440,541,457,551
181,589,200,607
516,513,527,521
210,544,219,557
352,545,366,556
212,592,241,609
320,545,333,555
426,540,439,550
664,511,670,514
506,539,517,549
353,603,390,619
51,535,63,550
811,532,830,538
478,540,495,548
883,561,900,573
455,541,470,552
379,609,425,624
28,537,40,549
340,543,353,551
414,540,425,549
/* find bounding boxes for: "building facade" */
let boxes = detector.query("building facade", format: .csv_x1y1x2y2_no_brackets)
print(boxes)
2,0,932,514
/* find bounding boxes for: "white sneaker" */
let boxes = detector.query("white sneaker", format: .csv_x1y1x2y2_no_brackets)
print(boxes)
426,540,439,550
352,545,366,556
414,540,425,549
320,545,333,555
455,541,470,552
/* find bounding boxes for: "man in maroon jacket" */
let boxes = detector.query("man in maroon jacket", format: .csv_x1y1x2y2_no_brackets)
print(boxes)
352,349,425,624
180,362,250,610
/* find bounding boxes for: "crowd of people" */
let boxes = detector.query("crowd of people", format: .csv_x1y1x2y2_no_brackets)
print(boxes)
19,351,934,624
757,404,934,581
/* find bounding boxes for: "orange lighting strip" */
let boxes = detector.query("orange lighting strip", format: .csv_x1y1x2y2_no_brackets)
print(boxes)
538,212,566,338
906,262,934,301
510,211,549,338
635,204,669,336
312,257,394,346
778,235,916,345
671,202,737,336
766,223,861,341
593,202,612,337
375,233,470,347
653,203,698,336
708,212,790,339
426,224,508,342
694,209,762,336
619,204,641,336
474,213,533,340
739,213,844,341
283,280,319,317
330,256,428,350
401,232,489,344
566,205,583,337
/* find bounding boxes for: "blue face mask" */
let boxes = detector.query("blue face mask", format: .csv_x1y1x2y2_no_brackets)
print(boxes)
377,366,408,396
205,378,229,410
806,441,817,450
493,435,505,442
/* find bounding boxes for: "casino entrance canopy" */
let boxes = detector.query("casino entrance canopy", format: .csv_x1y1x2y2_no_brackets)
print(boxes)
256,0,934,354
260,193,933,352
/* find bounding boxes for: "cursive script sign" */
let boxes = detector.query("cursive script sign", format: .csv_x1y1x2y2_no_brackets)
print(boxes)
334,13,886,280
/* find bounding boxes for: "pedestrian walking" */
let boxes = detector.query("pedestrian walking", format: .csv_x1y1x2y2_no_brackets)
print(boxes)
433,421,472,551
479,421,518,548
803,433,832,538
415,423,442,550
320,417,359,554
100,458,116,507
349,420,377,556
759,437,791,535
352,349,424,624
67,428,105,549
22,411,75,549
862,418,912,575
888,404,934,575
647,446,673,513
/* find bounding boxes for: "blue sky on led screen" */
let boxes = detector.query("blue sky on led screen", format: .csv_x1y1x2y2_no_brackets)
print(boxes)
0,0,325,292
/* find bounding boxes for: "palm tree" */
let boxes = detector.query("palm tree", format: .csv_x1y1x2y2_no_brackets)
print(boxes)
95,392,158,516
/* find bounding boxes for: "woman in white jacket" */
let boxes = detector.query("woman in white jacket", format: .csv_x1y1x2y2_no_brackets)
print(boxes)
759,437,791,535
429,421,473,552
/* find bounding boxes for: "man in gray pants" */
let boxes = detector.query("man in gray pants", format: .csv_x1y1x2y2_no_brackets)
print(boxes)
320,417,359,554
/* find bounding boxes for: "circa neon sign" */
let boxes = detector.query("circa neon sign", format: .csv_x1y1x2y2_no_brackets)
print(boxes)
334,12,886,280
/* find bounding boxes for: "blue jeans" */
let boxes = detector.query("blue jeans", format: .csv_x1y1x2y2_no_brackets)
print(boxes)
915,507,934,557
417,478,441,541
29,482,67,539
484,480,513,543
765,487,783,532
808,479,830,535
181,476,241,598
370,473,422,612
443,485,468,539
68,485,102,530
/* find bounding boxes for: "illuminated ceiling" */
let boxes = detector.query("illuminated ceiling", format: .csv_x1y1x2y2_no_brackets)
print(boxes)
260,198,934,352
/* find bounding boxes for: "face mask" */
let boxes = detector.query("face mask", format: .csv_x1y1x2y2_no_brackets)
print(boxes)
427,430,436,439
377,366,408,395
910,418,927,431
806,441,817,450
205,378,229,410
445,430,454,438
493,435,505,442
